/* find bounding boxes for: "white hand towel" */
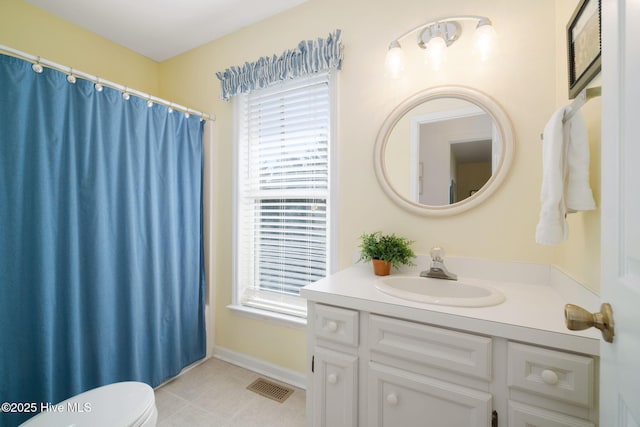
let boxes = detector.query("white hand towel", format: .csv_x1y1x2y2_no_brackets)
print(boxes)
535,106,595,246
536,107,567,246
565,112,596,212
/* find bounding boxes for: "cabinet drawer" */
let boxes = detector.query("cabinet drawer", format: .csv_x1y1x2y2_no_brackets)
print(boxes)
369,315,492,380
314,304,359,346
508,400,595,427
508,342,595,408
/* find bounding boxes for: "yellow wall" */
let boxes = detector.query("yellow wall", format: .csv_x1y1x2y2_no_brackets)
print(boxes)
0,0,160,94
2,0,601,376
553,0,602,292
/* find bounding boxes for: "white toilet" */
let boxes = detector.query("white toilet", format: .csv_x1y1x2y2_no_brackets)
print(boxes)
20,381,157,427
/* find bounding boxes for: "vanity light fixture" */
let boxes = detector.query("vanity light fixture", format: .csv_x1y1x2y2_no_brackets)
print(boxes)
385,15,497,76
384,40,406,79
472,17,498,61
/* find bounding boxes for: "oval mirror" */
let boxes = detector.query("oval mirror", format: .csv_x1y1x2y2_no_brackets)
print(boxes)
374,86,515,216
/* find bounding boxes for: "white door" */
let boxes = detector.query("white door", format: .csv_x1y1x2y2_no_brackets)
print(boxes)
600,0,640,425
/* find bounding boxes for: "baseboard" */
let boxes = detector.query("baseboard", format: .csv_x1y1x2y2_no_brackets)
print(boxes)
212,346,307,390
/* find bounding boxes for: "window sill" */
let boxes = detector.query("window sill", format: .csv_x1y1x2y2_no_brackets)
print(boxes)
227,304,307,329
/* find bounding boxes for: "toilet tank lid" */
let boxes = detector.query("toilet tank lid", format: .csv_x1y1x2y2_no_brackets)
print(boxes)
20,381,156,427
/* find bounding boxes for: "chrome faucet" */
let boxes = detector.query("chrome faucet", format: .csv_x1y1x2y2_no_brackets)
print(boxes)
420,247,457,280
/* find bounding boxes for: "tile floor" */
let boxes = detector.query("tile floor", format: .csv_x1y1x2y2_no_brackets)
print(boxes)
155,357,306,427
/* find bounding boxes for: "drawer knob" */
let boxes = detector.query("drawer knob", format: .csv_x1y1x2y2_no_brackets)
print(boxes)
386,393,399,406
565,303,615,343
327,373,338,384
541,369,559,385
326,321,338,332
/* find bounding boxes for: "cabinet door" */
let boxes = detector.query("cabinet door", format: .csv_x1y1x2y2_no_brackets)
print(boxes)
369,363,492,427
312,347,358,427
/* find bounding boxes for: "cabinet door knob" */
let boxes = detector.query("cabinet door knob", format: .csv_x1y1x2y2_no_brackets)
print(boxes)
326,321,338,332
541,369,559,385
386,393,398,406
564,303,615,343
327,373,338,384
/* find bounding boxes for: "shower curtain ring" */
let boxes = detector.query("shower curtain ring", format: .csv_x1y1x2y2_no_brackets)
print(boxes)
32,56,43,73
67,67,77,84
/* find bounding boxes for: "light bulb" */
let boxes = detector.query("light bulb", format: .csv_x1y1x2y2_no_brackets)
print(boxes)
384,41,405,79
473,21,497,62
426,35,446,70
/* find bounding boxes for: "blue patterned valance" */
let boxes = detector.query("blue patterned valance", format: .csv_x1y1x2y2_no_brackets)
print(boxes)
216,30,343,100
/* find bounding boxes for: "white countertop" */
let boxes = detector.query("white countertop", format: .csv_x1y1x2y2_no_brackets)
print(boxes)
301,257,602,356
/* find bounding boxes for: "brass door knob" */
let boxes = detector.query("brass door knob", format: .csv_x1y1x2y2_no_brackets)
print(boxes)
564,303,614,343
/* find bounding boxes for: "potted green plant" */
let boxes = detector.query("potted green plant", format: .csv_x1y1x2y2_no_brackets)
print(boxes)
358,231,416,276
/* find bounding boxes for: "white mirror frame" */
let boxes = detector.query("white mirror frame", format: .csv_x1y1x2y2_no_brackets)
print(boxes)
374,86,515,216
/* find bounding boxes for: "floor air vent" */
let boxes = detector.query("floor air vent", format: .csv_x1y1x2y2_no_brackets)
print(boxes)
246,377,294,403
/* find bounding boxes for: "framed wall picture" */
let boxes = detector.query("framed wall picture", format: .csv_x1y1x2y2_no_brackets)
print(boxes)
567,0,601,99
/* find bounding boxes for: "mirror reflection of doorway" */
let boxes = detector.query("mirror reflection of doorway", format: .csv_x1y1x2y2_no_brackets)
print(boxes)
411,105,498,205
449,139,492,203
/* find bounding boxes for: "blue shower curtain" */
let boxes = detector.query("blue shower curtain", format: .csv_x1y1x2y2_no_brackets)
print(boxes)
0,54,206,426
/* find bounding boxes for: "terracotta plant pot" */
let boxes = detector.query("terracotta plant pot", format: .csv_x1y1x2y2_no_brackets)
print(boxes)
372,259,391,276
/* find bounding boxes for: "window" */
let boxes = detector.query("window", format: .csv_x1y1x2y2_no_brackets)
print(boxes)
233,72,335,320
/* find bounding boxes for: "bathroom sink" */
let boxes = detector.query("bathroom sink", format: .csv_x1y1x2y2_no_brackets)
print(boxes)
375,276,505,307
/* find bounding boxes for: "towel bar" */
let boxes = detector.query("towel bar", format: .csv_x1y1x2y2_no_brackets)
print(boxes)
540,86,602,140
563,86,601,123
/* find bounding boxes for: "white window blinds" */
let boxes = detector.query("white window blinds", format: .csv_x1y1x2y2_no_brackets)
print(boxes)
236,73,332,318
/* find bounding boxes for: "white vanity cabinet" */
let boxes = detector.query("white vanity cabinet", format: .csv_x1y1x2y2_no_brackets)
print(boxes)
306,302,599,427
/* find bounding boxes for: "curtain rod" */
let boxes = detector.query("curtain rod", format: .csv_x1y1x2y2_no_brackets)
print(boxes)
0,45,215,122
